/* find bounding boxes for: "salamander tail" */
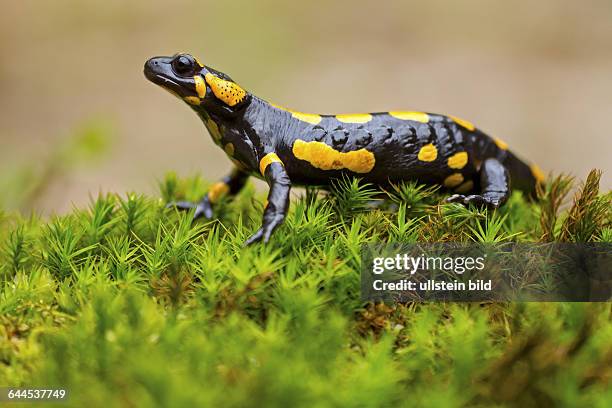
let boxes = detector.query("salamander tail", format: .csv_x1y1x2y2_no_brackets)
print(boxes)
504,151,546,199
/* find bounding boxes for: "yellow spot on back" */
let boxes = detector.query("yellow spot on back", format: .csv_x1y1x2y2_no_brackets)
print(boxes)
449,115,475,131
447,152,469,169
259,153,283,176
291,112,322,125
208,182,230,204
292,140,375,173
530,164,546,183
336,113,372,123
389,111,429,123
268,102,322,125
269,102,285,109
269,102,322,125
184,96,200,106
494,138,508,150
455,180,474,194
224,143,234,157
204,73,246,106
418,144,438,162
444,173,464,188
194,75,206,98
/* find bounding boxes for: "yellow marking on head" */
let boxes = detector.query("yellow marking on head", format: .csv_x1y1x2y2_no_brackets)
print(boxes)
292,140,375,173
291,112,322,125
194,56,204,68
194,75,206,98
259,153,283,176
417,144,438,162
530,164,546,183
447,152,468,169
224,143,234,157
449,115,475,131
388,111,429,123
204,73,246,106
184,96,201,106
494,138,508,150
336,113,372,123
263,199,269,209
444,173,464,188
455,180,474,194
207,182,230,204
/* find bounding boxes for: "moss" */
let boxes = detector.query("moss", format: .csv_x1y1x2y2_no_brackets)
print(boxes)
0,171,610,407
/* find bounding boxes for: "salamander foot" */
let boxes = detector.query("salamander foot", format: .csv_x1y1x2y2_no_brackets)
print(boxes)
446,193,504,208
166,199,213,221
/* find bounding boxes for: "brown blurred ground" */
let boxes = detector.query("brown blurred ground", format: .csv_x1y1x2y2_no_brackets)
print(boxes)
1,0,611,214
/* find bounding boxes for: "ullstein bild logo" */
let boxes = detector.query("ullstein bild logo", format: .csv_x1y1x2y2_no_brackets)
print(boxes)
361,243,611,302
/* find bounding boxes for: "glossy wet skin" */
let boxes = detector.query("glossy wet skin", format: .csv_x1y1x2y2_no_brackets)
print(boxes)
144,54,201,99
144,54,247,117
144,53,544,245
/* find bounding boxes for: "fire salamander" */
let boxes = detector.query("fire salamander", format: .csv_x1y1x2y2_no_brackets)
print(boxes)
144,53,545,245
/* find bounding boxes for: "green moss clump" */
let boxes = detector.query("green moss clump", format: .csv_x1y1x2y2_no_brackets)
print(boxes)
0,171,610,407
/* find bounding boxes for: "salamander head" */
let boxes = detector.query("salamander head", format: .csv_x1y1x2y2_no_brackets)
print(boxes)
144,53,249,113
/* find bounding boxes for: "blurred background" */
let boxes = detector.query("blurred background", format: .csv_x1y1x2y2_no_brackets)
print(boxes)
1,0,611,215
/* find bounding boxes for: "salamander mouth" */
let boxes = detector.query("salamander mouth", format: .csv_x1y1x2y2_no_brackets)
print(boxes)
144,57,199,100
152,74,179,88
144,69,185,96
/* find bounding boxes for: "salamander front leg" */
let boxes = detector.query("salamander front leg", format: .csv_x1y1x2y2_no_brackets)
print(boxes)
245,154,291,245
168,167,249,221
447,158,510,208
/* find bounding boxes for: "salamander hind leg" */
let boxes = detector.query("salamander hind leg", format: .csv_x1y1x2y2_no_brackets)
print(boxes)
167,167,249,221
447,158,510,208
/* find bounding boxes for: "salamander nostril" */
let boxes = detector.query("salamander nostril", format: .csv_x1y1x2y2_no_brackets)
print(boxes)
144,59,162,81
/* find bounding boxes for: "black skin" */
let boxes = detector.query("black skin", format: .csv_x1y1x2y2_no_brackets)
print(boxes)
144,53,541,245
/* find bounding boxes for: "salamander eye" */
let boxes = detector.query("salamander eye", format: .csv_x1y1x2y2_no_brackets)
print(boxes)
172,55,195,76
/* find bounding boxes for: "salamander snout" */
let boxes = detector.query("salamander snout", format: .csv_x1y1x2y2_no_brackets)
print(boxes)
144,54,204,102
144,58,159,72
143,56,173,83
